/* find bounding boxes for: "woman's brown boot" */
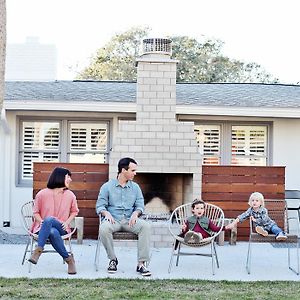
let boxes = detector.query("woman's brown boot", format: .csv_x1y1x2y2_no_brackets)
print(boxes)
65,254,77,275
28,246,43,264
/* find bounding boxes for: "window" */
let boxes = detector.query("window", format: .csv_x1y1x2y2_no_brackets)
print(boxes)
19,119,109,184
194,125,221,165
194,123,269,166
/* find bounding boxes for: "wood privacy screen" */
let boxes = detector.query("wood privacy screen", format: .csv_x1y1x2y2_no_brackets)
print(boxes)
202,166,285,241
33,162,109,238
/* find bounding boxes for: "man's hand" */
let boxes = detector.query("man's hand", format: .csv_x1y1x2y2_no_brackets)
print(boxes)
181,223,187,232
129,211,139,227
102,211,115,224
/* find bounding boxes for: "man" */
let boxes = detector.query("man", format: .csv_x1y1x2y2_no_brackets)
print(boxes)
96,157,151,276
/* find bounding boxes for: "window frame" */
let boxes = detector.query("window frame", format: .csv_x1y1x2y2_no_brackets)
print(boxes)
194,121,271,166
17,117,111,186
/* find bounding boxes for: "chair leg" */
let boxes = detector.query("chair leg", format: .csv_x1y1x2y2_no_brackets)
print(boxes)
175,242,181,266
288,239,300,275
22,238,30,265
246,240,252,274
94,230,102,272
28,238,35,273
211,243,215,275
213,241,219,268
168,241,177,273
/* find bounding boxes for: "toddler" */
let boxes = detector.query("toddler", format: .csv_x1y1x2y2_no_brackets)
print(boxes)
179,199,229,244
227,192,287,241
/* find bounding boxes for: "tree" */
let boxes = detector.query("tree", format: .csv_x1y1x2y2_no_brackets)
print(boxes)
0,0,6,112
77,27,278,83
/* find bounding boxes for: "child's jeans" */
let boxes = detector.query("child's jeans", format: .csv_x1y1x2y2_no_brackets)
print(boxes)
270,224,284,236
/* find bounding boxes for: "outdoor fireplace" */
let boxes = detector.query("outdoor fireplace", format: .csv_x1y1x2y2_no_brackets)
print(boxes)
109,38,202,214
135,173,193,217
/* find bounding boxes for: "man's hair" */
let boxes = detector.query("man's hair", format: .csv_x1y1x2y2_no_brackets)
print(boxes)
117,157,137,174
248,192,265,207
47,167,72,189
191,198,205,209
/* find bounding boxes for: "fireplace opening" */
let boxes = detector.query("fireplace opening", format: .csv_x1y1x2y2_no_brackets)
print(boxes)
135,173,193,219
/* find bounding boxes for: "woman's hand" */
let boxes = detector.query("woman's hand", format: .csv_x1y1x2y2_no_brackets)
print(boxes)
182,223,187,232
61,221,69,231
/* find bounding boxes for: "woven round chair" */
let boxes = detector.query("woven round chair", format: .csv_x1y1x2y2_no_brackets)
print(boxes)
168,202,224,275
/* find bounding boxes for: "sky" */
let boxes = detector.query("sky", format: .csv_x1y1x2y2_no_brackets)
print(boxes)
6,0,300,84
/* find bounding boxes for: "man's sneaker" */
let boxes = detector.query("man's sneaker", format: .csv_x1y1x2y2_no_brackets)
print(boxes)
136,264,151,276
276,232,288,241
107,258,118,273
255,226,268,237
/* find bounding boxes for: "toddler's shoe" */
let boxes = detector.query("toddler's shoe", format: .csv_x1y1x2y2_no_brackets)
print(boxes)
276,232,288,241
184,230,203,243
255,226,268,237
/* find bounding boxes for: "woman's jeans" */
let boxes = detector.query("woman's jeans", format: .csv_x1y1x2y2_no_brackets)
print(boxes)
270,224,284,236
37,217,69,259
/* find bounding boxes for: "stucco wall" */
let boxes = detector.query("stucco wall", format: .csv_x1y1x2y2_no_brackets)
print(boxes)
273,118,300,190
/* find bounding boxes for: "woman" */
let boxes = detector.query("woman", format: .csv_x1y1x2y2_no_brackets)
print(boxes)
29,167,79,274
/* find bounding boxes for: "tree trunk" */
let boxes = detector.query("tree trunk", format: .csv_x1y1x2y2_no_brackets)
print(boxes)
0,0,6,112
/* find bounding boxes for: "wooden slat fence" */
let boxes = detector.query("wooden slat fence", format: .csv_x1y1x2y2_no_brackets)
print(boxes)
202,166,285,241
33,162,109,238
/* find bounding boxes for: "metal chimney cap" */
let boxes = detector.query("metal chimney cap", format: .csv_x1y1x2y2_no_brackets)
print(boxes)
142,38,172,56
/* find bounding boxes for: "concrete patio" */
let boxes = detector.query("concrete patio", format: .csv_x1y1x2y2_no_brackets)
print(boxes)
1,239,300,281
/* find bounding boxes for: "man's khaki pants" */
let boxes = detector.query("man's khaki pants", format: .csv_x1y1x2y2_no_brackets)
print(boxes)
100,218,151,263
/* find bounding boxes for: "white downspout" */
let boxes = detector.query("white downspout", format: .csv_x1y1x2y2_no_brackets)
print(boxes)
0,107,11,227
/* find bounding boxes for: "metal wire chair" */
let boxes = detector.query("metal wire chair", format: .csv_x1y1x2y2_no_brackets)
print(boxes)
168,202,225,275
20,200,77,272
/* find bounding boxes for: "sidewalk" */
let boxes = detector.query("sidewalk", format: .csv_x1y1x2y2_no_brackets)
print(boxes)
0,240,300,281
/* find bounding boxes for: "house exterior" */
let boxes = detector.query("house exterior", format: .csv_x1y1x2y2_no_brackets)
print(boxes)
1,38,300,231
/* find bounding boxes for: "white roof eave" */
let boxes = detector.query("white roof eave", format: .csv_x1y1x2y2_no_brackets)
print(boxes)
4,100,300,119
4,100,136,113
176,105,300,118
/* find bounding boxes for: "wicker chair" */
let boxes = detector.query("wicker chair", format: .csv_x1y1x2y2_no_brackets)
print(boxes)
168,202,225,275
20,200,77,272
246,199,299,275
94,216,138,271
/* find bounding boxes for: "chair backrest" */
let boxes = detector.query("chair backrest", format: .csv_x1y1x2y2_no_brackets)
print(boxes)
20,200,34,234
264,199,286,232
170,202,225,235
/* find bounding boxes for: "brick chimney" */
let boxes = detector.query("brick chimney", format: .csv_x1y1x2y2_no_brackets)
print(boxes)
109,38,201,207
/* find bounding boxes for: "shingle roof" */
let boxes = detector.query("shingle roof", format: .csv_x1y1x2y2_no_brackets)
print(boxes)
4,81,300,108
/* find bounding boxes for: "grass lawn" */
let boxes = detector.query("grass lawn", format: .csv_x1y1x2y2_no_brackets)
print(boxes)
0,278,300,299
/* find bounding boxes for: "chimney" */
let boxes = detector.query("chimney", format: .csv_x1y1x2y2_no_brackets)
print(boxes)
109,38,201,207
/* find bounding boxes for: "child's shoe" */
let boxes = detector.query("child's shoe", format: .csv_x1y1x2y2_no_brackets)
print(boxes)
255,226,268,237
184,230,203,243
276,232,288,241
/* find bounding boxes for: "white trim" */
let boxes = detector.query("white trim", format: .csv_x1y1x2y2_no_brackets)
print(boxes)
5,100,300,118
0,108,11,134
4,100,136,113
176,105,300,118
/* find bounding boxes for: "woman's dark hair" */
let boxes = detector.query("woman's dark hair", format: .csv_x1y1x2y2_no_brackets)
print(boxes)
117,157,137,175
191,198,205,209
47,167,72,189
